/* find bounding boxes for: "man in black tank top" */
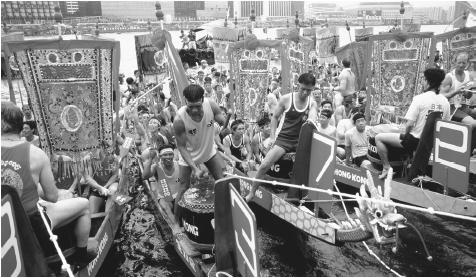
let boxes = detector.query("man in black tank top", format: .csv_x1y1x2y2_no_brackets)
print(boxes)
245,73,318,202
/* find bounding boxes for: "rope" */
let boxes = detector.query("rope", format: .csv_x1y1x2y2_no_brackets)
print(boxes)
225,173,476,222
36,203,75,277
417,179,441,211
362,242,403,277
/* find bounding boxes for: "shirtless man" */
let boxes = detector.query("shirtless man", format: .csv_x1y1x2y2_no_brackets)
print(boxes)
334,95,355,126
332,59,356,107
246,73,318,202
1,101,95,268
173,84,226,220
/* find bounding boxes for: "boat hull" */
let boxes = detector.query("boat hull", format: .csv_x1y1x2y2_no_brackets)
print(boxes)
334,163,476,217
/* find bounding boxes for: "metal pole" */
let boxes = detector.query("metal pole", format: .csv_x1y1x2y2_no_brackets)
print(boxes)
5,57,16,104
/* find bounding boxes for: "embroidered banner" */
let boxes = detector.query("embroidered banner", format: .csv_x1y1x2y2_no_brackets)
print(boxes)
135,33,169,84
281,35,314,94
211,27,246,64
335,41,370,90
315,26,339,64
367,32,434,124
4,39,120,159
228,36,282,122
435,26,476,71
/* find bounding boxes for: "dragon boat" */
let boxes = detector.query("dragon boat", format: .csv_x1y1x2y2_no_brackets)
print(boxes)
134,122,407,277
332,26,476,218
1,38,136,277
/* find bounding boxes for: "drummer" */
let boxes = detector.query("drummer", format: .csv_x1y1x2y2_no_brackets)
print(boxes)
173,84,226,222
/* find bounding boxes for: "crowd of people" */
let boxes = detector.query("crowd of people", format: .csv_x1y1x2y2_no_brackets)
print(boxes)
2,40,475,273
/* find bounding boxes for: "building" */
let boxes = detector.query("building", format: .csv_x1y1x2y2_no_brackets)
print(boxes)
413,7,447,23
447,4,455,22
357,2,413,24
100,1,174,20
305,2,344,20
59,1,102,18
240,1,264,18
1,1,60,24
230,1,303,18
196,2,230,20
268,1,292,17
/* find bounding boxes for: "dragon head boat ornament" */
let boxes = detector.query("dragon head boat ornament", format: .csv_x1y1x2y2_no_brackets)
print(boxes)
355,168,406,244
329,168,406,245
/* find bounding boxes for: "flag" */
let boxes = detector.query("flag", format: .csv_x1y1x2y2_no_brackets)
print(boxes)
164,31,188,106
454,7,476,28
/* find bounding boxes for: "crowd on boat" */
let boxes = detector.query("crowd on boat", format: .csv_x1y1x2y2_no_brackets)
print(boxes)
2,27,476,274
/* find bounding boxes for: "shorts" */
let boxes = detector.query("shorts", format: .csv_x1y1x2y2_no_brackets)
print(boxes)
275,136,298,152
28,210,54,255
78,184,106,199
353,155,368,167
452,105,476,122
400,133,420,154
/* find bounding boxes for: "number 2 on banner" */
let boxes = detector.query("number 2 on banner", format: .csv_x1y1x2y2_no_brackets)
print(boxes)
434,121,469,172
230,187,258,277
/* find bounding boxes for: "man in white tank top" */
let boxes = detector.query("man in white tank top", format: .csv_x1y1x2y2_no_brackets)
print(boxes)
441,53,476,128
173,84,226,221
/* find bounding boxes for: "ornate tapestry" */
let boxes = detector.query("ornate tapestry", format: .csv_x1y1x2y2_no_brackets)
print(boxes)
315,26,339,64
366,32,434,124
135,33,169,84
281,34,314,94
354,27,373,42
211,27,246,64
435,26,476,71
228,35,282,122
4,39,119,160
335,41,370,90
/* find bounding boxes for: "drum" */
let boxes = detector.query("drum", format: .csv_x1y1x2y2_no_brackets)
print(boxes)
177,180,215,248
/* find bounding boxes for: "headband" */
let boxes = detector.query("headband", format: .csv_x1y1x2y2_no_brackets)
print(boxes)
159,148,174,155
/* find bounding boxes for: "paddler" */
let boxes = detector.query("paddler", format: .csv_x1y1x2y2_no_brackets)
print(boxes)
1,101,96,269
173,84,226,221
245,73,318,202
332,59,356,108
143,144,181,232
441,53,476,128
